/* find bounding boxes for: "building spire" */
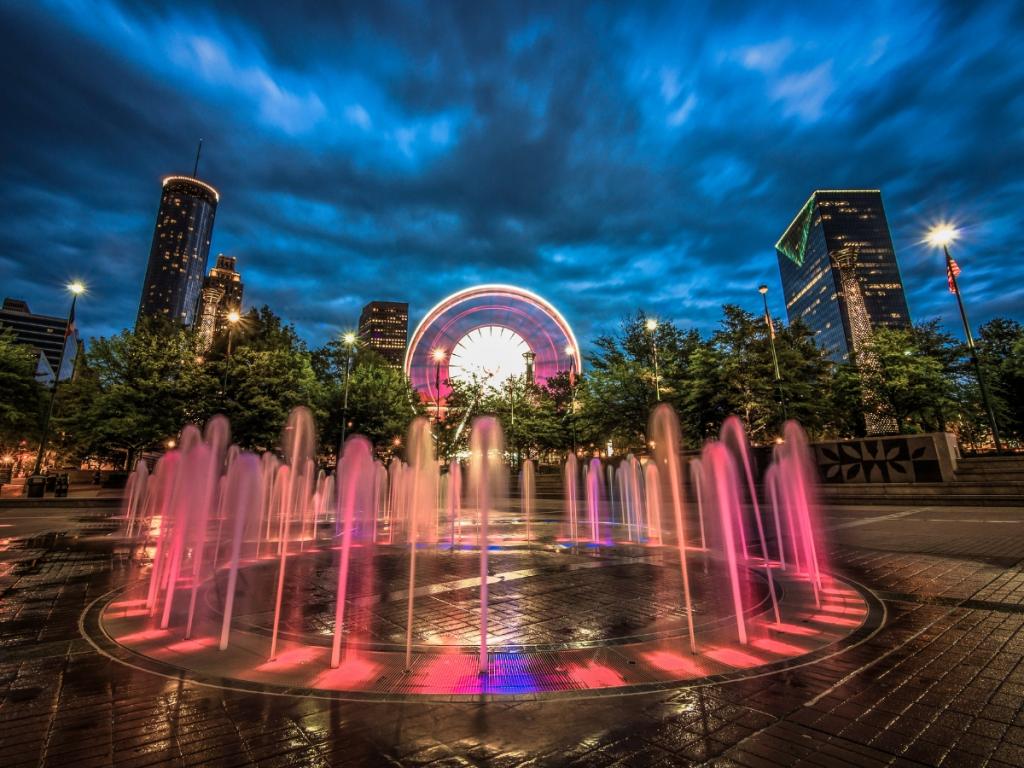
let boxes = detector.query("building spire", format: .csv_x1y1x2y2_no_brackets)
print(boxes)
192,138,203,178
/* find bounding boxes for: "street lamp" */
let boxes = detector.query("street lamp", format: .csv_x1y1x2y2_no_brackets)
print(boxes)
645,317,661,401
926,224,1003,452
222,309,241,389
431,348,446,426
759,284,788,424
32,281,85,477
339,332,357,449
566,344,578,454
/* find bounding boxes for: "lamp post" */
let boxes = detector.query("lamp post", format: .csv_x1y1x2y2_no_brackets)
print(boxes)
222,310,241,389
339,332,357,449
566,345,578,454
645,317,661,401
759,285,788,424
32,281,85,477
431,348,446,426
926,225,1003,453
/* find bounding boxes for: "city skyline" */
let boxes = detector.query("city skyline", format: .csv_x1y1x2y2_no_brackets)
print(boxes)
2,1,1023,348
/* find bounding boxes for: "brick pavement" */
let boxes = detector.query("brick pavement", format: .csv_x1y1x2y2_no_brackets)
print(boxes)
2,503,1023,766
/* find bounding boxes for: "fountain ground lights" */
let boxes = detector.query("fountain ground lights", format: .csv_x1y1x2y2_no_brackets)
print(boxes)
100,404,874,699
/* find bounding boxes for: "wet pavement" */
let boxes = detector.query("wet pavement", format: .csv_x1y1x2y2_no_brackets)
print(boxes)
3,502,1024,766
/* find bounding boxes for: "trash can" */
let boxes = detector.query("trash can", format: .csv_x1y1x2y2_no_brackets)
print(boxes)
26,475,46,498
54,473,69,498
45,474,57,492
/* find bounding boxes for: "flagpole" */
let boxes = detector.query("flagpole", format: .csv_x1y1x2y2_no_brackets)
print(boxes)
945,244,1003,453
32,285,83,476
759,285,788,425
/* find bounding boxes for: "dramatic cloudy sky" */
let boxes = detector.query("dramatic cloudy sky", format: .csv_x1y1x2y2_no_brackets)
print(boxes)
2,0,1022,348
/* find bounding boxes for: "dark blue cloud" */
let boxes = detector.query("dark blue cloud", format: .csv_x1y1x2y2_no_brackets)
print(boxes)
1,0,1022,347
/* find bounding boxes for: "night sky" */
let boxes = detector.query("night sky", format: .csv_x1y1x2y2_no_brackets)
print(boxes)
3,1,1022,349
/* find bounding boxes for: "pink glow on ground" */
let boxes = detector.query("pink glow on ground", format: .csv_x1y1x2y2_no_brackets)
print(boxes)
819,603,866,616
821,587,859,598
705,647,766,668
808,613,861,627
412,653,483,693
110,599,148,609
115,628,170,644
257,645,323,671
114,608,154,618
564,660,626,688
311,657,380,689
751,637,808,656
641,650,704,676
165,637,218,654
768,622,822,637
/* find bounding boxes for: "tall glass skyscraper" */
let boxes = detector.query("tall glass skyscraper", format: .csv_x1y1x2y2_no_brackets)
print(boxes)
775,190,911,363
358,301,409,366
137,175,219,326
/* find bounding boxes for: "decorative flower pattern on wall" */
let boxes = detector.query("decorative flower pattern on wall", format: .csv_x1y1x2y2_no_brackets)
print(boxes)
815,437,943,484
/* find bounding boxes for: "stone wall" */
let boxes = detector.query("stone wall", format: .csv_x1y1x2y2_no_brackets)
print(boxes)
812,432,959,484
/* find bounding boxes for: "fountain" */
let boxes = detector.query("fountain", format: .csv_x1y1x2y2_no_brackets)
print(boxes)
101,399,869,699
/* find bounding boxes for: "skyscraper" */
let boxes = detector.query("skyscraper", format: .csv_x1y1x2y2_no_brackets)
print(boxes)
358,301,409,366
197,254,244,349
0,297,80,385
137,174,219,327
775,190,911,363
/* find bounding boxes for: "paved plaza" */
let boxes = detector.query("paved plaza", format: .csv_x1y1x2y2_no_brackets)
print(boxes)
3,500,1024,766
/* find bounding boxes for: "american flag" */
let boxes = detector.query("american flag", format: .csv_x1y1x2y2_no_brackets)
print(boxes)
946,256,961,294
65,300,76,339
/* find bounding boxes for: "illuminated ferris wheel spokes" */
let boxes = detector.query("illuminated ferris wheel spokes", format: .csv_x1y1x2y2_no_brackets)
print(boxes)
447,325,531,385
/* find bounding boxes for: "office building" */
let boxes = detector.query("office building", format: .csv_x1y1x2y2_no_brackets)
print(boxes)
775,190,911,363
358,301,409,366
137,174,219,326
197,254,244,349
0,298,79,385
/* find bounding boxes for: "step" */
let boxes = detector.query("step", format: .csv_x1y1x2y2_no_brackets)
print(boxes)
821,482,1024,497
954,470,1024,482
821,494,1024,507
956,455,1024,471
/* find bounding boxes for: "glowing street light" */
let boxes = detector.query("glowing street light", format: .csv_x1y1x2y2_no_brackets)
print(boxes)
564,344,579,453
926,224,1003,452
223,308,242,389
431,348,446,426
33,280,85,477
925,224,957,248
645,317,661,401
340,331,358,449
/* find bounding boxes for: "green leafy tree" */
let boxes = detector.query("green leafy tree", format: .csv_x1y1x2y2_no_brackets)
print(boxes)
54,318,215,467
0,329,45,454
577,313,701,451
312,340,422,458
855,323,962,434
218,307,324,453
977,318,1024,442
680,306,829,444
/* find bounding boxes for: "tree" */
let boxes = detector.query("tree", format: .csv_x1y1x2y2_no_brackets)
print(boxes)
54,319,215,467
577,313,701,451
678,306,829,445
977,318,1024,442
312,340,423,458
217,307,324,453
855,323,962,434
0,329,45,454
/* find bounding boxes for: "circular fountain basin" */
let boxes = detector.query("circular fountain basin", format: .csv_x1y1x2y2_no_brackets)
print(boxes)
90,543,880,701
